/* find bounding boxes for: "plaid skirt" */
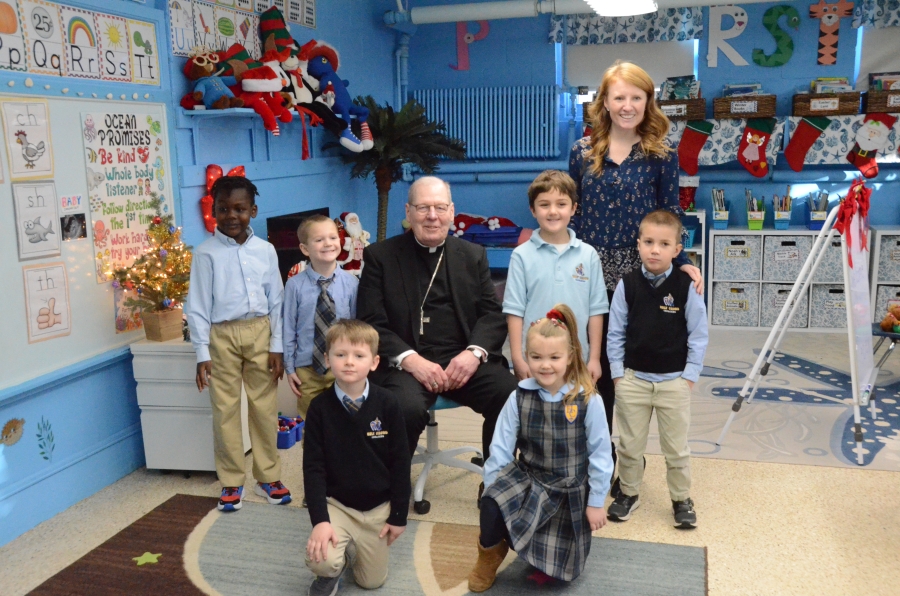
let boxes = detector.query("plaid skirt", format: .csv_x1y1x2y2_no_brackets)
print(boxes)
483,461,590,581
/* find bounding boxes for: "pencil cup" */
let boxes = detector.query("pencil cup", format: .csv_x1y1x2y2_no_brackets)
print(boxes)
774,211,791,230
748,210,764,231
713,210,729,230
807,209,827,231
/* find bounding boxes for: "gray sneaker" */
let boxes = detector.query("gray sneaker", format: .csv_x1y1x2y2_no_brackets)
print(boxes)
673,498,697,529
307,575,341,596
607,493,640,522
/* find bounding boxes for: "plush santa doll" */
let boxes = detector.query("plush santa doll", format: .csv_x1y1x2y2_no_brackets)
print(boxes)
335,212,370,276
846,113,898,179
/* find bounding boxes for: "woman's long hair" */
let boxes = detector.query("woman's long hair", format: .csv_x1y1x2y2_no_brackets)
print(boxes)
585,60,672,176
526,304,594,404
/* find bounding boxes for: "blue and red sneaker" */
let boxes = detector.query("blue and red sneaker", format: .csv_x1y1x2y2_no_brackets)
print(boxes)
255,480,292,505
218,486,243,512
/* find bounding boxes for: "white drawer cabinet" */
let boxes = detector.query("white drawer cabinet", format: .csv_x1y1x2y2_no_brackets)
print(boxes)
131,338,251,471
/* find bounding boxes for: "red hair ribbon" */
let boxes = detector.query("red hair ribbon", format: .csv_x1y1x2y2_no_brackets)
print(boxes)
200,164,246,233
546,309,565,324
833,178,871,268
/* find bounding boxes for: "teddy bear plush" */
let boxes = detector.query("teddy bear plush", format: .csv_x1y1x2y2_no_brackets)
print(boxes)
879,304,900,332
181,47,244,110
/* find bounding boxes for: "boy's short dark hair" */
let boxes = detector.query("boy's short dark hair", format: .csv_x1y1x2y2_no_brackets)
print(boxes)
325,319,379,357
527,170,578,210
210,176,259,207
639,209,683,240
297,214,337,244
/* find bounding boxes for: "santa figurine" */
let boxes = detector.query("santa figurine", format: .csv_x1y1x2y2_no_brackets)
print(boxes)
335,212,370,276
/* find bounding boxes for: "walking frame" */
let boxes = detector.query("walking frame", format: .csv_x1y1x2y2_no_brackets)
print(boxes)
715,205,878,465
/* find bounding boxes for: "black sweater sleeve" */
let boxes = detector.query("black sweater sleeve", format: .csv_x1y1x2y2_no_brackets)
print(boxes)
384,391,412,526
302,398,331,527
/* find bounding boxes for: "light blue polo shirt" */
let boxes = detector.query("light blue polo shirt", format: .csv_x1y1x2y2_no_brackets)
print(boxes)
503,228,609,360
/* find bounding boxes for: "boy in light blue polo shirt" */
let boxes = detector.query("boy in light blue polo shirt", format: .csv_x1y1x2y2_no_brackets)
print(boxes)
503,170,608,381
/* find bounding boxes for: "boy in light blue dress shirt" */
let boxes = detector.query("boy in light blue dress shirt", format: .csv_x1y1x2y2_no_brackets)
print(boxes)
283,214,359,417
186,176,292,513
503,170,609,381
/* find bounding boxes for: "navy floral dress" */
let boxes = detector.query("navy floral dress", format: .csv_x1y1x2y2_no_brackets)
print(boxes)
569,137,688,291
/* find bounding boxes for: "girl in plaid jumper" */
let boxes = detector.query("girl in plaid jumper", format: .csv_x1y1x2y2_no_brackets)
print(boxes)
468,304,614,591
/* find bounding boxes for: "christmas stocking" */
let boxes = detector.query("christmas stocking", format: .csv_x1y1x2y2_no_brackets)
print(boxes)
785,116,830,172
678,120,714,175
678,175,699,211
846,112,898,179
738,118,777,177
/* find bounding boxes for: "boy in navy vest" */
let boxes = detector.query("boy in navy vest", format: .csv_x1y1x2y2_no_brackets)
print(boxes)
605,210,708,529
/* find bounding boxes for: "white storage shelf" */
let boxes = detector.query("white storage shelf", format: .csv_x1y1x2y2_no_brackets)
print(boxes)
870,226,900,323
708,227,863,332
131,338,251,472
681,209,706,298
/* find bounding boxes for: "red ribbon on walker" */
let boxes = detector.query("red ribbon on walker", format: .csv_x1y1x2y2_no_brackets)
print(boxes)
200,164,246,233
833,178,871,269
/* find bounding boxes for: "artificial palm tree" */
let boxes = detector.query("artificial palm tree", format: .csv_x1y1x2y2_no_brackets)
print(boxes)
332,96,466,241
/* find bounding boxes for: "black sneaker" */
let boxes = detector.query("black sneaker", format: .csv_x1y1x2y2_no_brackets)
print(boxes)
307,575,340,596
673,498,697,529
609,457,644,500
607,493,640,522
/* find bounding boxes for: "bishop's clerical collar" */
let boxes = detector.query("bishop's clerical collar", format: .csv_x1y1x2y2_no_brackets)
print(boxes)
414,236,446,253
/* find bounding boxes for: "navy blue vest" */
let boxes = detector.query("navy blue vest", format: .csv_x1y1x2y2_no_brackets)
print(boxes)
622,268,691,374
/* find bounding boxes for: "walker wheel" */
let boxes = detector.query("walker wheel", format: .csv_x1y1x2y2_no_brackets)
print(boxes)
413,500,431,514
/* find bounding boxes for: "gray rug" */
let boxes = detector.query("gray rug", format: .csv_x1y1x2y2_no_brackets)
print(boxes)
190,501,707,596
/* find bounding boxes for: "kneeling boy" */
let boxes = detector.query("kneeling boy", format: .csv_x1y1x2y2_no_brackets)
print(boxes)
303,320,411,595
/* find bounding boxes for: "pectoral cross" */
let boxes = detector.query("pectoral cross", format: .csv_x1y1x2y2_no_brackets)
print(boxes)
420,309,430,335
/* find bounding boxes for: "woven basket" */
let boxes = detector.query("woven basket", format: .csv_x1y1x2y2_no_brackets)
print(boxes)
713,95,776,119
862,90,900,113
792,92,860,117
658,98,706,121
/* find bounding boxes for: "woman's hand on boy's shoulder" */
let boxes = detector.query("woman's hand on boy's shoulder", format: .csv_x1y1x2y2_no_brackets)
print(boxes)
679,263,704,294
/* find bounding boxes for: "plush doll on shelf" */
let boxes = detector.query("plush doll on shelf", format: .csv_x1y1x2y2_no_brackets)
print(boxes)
180,46,244,110
218,44,293,135
305,41,373,152
449,213,487,237
879,304,900,333
334,212,370,276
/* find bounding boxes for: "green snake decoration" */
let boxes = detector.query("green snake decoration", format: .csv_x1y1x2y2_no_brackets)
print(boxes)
752,5,800,67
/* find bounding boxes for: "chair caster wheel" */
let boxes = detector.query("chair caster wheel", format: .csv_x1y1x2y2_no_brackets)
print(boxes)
413,500,431,514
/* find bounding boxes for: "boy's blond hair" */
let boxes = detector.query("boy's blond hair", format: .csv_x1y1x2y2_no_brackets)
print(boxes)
297,214,337,245
527,170,578,210
325,319,379,356
639,209,683,240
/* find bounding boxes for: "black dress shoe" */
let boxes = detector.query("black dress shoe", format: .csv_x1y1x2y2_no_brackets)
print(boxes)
477,482,484,509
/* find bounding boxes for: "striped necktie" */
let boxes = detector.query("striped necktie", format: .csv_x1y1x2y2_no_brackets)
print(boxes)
645,271,666,288
312,277,336,374
342,395,364,414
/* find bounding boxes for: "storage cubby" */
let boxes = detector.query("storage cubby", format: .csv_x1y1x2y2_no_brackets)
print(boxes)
870,227,900,322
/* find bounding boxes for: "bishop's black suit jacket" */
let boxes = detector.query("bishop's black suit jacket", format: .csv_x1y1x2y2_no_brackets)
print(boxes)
357,232,507,370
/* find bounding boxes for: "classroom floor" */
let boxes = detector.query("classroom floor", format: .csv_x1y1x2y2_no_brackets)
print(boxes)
2,329,900,595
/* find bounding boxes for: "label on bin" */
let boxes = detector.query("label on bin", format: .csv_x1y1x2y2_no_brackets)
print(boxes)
824,299,845,309
723,299,749,311
891,250,900,261
725,247,751,258
662,104,687,117
810,98,839,111
775,249,799,261
775,211,791,220
810,211,827,221
888,94,900,108
731,100,758,113
714,210,729,220
748,211,764,220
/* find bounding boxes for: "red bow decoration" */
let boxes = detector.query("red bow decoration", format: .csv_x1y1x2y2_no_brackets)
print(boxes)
833,178,871,269
546,309,565,323
200,164,246,233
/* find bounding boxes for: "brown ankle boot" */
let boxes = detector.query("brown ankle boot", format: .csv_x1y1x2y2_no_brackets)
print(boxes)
468,536,509,592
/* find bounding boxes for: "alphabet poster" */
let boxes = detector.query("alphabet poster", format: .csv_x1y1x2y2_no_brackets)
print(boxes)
127,19,159,85
60,5,100,79
82,112,171,283
13,180,60,259
22,262,71,343
20,0,65,76
95,12,130,82
0,0,27,72
0,98,53,180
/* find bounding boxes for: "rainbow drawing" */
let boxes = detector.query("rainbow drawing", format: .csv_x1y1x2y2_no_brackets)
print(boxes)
68,16,95,47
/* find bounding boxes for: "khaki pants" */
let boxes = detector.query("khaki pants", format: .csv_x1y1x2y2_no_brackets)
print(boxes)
614,370,692,502
306,499,391,589
208,316,282,488
294,366,335,418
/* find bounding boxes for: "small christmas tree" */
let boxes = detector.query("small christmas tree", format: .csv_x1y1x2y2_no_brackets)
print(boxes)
111,193,192,313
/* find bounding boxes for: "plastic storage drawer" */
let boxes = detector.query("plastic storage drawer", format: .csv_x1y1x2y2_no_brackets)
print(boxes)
809,284,846,328
760,284,808,328
762,236,811,281
712,282,760,326
713,235,762,280
877,235,900,281
873,285,900,322
813,236,846,283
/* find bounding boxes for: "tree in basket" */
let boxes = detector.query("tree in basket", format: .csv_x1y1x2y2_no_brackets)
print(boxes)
328,96,466,241
111,193,192,341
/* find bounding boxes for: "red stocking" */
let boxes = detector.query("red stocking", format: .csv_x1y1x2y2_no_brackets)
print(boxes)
678,175,699,211
738,118,776,177
785,116,830,172
846,113,898,179
678,120,714,175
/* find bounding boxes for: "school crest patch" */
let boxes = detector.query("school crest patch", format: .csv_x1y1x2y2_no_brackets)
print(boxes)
565,403,578,423
370,417,382,432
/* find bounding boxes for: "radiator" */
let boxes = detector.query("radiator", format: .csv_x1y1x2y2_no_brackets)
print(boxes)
412,86,559,159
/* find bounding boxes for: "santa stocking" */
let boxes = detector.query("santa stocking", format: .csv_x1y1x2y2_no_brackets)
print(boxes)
785,116,830,172
678,120,714,175
846,113,898,179
738,118,777,177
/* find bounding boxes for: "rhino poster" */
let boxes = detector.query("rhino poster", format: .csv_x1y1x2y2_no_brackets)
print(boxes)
81,111,171,283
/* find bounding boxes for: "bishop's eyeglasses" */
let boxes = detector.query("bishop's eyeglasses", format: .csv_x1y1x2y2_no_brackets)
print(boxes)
410,203,451,215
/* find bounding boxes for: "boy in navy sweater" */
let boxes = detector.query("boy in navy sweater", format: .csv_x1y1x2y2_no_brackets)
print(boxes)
303,319,411,596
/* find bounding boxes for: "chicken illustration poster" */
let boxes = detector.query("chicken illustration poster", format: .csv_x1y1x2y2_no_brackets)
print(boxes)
22,262,71,343
12,181,60,260
0,98,53,180
81,112,171,283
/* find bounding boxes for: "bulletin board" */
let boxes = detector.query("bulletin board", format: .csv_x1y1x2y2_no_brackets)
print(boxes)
0,95,174,391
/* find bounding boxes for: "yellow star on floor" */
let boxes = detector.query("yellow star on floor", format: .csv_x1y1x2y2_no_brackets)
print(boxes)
133,552,162,566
